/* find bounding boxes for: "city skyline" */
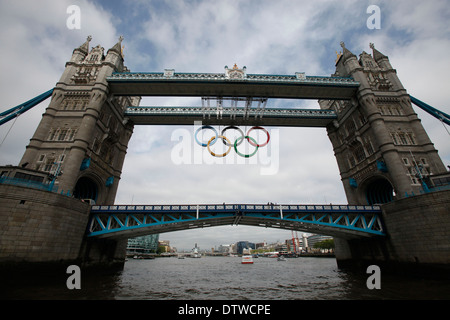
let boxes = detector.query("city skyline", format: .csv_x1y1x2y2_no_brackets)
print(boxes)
157,232,325,253
160,230,313,252
1,1,449,251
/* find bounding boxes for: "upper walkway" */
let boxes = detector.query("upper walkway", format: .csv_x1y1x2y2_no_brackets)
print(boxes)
124,106,337,127
107,71,359,99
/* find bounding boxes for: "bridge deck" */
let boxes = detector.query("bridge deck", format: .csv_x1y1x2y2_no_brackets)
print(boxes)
124,106,337,127
88,204,384,240
107,72,359,99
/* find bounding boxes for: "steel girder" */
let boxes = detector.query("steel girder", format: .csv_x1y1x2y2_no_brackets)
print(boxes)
87,204,385,239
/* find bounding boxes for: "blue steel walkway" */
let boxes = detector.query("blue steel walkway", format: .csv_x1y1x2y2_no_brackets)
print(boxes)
87,203,384,240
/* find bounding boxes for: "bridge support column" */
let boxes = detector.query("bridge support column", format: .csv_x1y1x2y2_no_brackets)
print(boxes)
335,190,450,278
0,182,128,275
334,237,393,270
79,237,128,270
0,184,90,272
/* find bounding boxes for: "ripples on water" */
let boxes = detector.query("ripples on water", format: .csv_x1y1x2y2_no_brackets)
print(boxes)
2,256,450,300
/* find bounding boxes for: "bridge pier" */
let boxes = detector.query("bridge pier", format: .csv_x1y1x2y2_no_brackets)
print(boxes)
0,183,89,277
0,183,127,274
335,189,450,278
79,237,128,270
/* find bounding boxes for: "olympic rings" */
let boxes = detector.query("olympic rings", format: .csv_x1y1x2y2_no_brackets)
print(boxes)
234,136,259,158
195,125,270,158
221,126,244,147
247,126,270,147
195,125,218,147
207,135,232,157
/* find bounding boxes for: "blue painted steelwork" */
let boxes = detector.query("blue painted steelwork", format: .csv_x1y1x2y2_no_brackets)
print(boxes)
124,106,338,127
410,96,450,126
80,158,91,171
108,72,359,86
125,106,337,120
0,176,58,193
87,204,384,239
0,89,53,126
106,71,359,100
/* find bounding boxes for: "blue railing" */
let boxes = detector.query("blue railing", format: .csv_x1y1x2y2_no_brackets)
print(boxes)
0,176,58,193
88,203,384,238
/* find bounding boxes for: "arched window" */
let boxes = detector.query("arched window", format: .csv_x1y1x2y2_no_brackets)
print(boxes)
354,143,366,162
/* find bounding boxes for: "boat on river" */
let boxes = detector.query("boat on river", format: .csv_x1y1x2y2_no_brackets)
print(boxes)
190,243,201,258
241,255,254,264
277,256,286,261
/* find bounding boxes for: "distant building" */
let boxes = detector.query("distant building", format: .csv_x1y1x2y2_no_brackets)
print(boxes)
236,241,255,255
307,234,333,248
274,242,288,252
127,234,159,254
255,242,266,249
158,240,171,253
285,238,302,252
217,244,232,253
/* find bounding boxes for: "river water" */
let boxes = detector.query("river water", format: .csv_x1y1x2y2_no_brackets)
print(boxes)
2,256,450,300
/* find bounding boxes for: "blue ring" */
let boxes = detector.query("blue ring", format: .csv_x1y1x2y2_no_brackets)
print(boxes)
195,125,218,147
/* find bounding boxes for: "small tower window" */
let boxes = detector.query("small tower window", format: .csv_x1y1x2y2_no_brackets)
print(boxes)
390,133,399,145
48,130,56,141
354,144,366,162
398,133,408,145
57,130,68,141
364,138,375,155
406,133,416,145
68,129,77,141
43,158,55,172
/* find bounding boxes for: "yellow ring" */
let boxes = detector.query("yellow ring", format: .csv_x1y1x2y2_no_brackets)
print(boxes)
207,135,232,157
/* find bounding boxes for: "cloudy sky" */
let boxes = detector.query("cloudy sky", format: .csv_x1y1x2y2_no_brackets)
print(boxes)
1,0,449,251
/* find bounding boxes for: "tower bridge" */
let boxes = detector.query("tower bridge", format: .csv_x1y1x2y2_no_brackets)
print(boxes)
1,37,449,273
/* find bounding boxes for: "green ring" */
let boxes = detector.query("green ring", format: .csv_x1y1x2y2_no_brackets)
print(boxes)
234,136,259,158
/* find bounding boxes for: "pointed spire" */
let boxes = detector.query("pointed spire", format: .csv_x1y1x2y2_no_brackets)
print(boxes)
75,35,92,55
340,41,356,60
370,43,388,62
108,35,124,57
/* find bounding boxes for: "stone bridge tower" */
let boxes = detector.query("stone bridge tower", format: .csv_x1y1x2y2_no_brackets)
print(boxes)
19,36,140,205
320,42,446,205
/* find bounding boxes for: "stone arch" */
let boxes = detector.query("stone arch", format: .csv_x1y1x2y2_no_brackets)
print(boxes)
73,176,99,203
363,176,394,205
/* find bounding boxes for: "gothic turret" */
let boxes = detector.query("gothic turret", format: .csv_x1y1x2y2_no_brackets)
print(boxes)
108,35,124,56
104,36,125,72
370,43,389,65
70,35,91,63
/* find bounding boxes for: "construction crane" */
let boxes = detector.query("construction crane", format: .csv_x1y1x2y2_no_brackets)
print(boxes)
291,230,297,254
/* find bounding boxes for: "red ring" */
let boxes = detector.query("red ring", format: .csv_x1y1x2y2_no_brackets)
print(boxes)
246,126,270,147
